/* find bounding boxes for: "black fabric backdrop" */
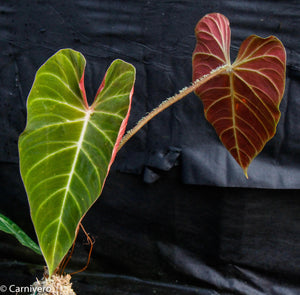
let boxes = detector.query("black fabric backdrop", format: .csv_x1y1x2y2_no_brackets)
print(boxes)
0,0,299,294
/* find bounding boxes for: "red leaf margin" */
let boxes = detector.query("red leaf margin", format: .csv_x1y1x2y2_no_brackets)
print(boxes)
76,59,135,243
192,13,286,177
79,60,135,189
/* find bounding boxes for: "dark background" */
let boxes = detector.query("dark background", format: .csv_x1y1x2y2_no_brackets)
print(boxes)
0,0,299,294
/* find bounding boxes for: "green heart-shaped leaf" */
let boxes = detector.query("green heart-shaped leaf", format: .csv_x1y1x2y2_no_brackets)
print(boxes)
19,49,136,276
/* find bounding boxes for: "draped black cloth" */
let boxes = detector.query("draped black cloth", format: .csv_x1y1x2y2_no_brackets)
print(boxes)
0,1,299,294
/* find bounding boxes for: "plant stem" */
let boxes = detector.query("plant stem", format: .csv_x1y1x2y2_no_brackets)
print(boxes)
117,65,228,151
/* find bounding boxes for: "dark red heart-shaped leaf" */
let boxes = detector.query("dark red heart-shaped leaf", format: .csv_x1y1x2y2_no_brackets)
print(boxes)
192,13,286,177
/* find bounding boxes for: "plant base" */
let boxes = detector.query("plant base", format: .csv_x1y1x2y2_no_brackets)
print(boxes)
31,274,76,295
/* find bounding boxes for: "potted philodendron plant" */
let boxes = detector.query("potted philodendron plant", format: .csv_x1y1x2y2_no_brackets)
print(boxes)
0,13,286,294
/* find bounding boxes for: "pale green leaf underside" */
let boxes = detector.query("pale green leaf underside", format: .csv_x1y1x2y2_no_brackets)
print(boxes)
0,213,42,255
19,49,135,276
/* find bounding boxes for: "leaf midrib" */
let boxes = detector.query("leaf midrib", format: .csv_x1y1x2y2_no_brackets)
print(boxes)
229,70,240,164
51,108,92,264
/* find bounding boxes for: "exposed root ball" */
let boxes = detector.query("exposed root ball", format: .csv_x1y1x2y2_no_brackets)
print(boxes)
32,274,76,295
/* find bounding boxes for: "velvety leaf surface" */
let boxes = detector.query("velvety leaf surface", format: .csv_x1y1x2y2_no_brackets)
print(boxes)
19,49,135,275
192,13,286,176
0,213,41,255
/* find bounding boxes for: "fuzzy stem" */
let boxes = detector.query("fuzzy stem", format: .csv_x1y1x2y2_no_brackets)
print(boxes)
117,65,228,151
